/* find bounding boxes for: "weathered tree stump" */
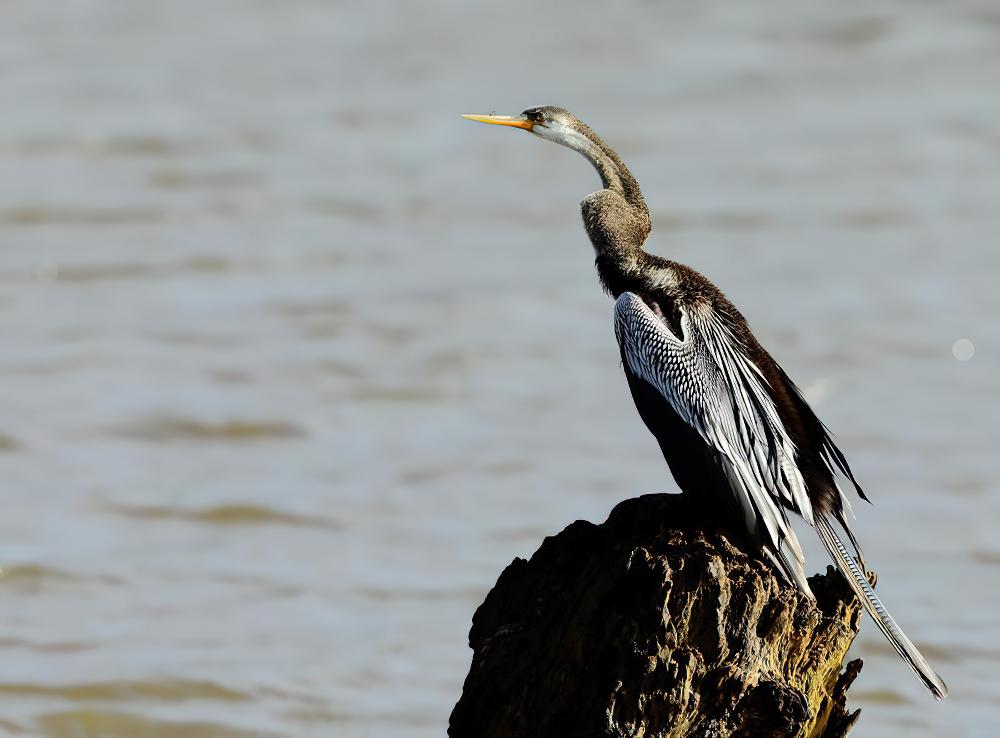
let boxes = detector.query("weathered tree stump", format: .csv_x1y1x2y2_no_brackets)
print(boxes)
449,493,863,738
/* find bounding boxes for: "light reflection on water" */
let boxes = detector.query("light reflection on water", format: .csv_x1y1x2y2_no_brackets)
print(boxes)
1,1,998,736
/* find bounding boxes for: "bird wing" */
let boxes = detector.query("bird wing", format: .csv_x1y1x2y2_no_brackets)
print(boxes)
615,291,949,696
614,291,814,590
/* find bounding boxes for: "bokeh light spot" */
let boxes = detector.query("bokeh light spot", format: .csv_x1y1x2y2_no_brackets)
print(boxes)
952,338,975,361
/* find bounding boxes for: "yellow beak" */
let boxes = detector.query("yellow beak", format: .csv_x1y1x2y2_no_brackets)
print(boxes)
462,113,534,131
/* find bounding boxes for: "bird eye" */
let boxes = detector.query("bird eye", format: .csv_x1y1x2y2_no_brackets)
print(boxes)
523,109,544,123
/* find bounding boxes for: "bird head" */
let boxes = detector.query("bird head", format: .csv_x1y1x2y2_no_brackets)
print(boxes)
463,106,595,155
462,105,646,218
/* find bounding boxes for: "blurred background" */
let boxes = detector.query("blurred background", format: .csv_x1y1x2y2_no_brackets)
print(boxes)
1,1,998,736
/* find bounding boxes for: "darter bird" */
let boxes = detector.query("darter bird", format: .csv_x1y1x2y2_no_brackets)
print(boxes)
463,106,947,699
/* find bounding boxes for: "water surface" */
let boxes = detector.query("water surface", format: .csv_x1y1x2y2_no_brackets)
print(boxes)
1,1,998,736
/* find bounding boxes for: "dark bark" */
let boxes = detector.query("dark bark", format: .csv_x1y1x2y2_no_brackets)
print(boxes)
449,493,863,738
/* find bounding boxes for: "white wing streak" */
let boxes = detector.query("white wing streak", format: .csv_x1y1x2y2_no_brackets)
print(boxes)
614,292,813,590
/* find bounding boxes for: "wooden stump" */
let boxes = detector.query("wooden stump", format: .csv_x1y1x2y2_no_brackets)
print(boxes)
449,493,863,738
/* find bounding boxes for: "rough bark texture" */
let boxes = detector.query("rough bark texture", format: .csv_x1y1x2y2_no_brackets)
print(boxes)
449,493,863,738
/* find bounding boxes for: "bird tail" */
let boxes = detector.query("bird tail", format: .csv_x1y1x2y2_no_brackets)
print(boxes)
815,515,948,700
762,535,814,598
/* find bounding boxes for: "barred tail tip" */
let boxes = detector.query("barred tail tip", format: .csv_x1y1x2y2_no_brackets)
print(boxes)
816,516,948,700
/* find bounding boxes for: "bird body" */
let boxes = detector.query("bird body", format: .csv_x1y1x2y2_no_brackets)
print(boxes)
463,106,948,699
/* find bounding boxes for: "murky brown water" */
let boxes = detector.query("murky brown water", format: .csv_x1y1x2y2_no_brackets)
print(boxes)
1,1,998,736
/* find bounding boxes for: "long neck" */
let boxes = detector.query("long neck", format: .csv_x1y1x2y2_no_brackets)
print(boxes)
575,123,649,218
567,124,652,292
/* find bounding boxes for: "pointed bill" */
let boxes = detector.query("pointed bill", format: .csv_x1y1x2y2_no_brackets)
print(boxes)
462,113,534,130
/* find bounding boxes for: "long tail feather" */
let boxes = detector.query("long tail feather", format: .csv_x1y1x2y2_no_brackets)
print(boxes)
815,515,948,700
763,542,814,598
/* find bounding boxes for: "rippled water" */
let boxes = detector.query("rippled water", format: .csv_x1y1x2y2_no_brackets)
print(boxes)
1,1,998,736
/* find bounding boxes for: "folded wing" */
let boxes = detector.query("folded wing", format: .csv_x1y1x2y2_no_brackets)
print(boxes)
614,291,814,593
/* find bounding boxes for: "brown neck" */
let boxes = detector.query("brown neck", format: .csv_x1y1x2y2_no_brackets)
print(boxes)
575,124,652,289
574,121,649,222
